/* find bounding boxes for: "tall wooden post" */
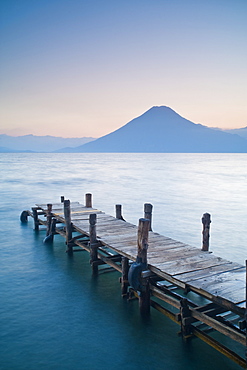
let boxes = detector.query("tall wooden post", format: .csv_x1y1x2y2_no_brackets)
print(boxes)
89,213,98,273
64,200,73,253
121,257,129,297
201,213,211,251
144,203,153,231
137,218,150,315
85,193,92,208
116,204,124,220
61,196,64,203
245,260,247,365
46,204,53,236
32,207,39,231
137,218,150,265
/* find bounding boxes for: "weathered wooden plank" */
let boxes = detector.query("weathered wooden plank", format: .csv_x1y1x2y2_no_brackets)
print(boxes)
174,262,243,283
147,247,202,263
189,267,246,304
152,253,230,276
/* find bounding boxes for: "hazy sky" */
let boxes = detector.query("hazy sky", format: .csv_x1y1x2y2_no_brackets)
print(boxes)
1,0,247,138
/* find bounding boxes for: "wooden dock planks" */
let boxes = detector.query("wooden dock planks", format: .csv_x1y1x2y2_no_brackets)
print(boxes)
36,201,246,312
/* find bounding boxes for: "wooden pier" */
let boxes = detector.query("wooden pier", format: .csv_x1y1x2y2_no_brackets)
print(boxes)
21,194,247,368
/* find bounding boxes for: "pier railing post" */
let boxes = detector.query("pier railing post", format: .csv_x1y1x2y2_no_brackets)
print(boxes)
89,213,98,273
137,218,150,315
85,193,92,208
144,203,153,231
201,213,211,251
137,218,150,264
116,204,125,221
64,199,73,253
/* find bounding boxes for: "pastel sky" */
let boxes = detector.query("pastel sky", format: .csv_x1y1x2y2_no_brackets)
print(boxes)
0,0,247,138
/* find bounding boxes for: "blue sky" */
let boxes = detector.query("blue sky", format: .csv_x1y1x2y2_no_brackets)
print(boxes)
0,0,247,137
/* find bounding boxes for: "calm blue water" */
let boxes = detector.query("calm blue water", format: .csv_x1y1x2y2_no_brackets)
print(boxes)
0,153,246,369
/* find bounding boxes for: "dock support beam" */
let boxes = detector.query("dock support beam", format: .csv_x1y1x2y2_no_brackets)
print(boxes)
144,203,153,231
201,213,211,251
64,200,73,253
89,213,98,273
137,218,150,316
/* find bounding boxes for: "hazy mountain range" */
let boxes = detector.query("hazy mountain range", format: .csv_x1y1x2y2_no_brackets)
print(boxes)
1,106,247,153
0,135,95,153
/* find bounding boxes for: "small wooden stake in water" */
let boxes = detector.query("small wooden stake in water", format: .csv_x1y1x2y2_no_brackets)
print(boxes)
201,213,211,251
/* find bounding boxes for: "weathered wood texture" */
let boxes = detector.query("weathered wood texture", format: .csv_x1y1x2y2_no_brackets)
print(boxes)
36,201,246,313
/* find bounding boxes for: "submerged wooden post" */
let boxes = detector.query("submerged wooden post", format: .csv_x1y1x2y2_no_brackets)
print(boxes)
137,218,150,315
89,213,98,273
180,298,192,338
116,204,125,220
144,203,153,231
64,200,73,253
121,257,129,297
85,193,92,208
46,204,53,236
201,213,211,251
50,218,57,242
32,207,39,231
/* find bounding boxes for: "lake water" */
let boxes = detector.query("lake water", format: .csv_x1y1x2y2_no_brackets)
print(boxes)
0,153,246,369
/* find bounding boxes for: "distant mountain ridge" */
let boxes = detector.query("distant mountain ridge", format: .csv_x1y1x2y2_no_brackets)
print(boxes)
0,134,95,153
1,107,246,153
63,106,247,153
224,127,247,139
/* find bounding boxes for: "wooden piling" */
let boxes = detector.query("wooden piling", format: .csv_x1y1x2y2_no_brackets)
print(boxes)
180,298,192,338
116,204,125,220
246,260,247,366
137,218,150,315
32,207,39,231
137,218,150,265
46,204,53,236
61,196,64,203
144,203,153,231
201,213,211,251
121,257,129,297
64,200,73,253
89,213,98,273
85,193,92,208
